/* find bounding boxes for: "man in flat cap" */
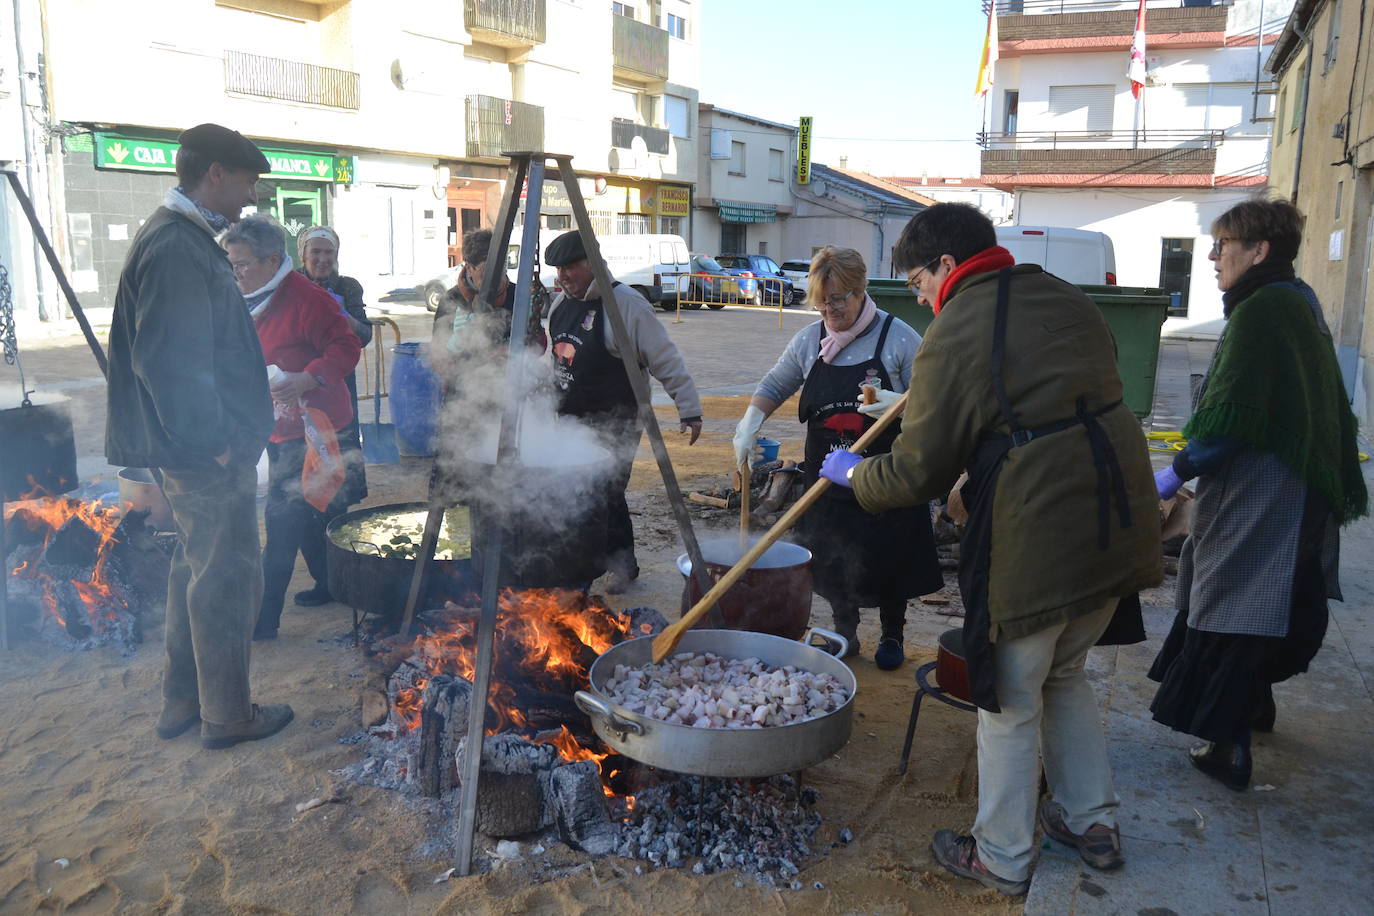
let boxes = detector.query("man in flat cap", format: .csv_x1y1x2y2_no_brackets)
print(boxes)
105,123,293,749
545,229,703,593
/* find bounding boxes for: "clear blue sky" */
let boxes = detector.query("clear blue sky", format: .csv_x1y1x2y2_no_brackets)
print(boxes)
698,1,991,177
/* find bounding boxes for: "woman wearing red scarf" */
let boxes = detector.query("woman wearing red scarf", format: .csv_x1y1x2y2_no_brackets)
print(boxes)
821,204,1161,895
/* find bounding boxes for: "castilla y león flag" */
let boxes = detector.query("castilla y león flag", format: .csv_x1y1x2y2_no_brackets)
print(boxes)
1127,0,1148,98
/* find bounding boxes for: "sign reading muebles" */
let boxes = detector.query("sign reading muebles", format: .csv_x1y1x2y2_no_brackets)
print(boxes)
93,132,338,183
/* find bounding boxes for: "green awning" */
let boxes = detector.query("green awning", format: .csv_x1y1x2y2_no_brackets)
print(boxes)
716,200,777,224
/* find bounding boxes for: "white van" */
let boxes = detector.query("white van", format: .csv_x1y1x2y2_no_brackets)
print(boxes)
996,226,1117,287
592,234,691,306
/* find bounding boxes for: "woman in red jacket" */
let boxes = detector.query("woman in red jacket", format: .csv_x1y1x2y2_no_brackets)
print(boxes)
224,215,361,640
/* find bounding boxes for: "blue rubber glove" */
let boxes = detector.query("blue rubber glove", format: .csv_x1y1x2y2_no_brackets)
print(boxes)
1155,466,1183,500
820,450,862,488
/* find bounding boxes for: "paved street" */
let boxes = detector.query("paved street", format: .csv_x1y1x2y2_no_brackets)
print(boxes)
6,302,1374,913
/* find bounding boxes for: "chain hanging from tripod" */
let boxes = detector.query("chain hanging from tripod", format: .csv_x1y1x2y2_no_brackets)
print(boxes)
0,262,30,405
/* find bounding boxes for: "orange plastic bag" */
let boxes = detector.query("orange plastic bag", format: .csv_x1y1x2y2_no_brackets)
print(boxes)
300,406,345,512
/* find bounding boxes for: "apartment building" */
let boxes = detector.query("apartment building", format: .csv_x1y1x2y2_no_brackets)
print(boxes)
1266,0,1374,428
884,175,1014,225
980,0,1291,334
8,0,700,314
692,105,797,259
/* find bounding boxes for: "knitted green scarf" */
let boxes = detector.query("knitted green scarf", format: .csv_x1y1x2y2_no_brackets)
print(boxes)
1185,278,1367,524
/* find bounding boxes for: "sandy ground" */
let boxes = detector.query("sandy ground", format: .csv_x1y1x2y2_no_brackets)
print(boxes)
0,393,1075,914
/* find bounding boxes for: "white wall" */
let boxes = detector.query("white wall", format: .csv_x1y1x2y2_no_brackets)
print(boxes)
1015,187,1265,333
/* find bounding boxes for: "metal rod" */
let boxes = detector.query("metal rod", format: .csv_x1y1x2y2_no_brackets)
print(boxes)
397,504,444,637
1,171,107,377
553,155,715,608
454,155,545,878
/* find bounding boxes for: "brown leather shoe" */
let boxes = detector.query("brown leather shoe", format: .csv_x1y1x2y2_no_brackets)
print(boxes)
1039,800,1124,870
201,704,294,750
155,702,200,739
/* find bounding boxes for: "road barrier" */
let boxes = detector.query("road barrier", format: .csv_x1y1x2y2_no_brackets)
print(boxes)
666,272,786,327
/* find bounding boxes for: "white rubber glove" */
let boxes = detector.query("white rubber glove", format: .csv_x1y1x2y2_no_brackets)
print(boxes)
857,387,903,419
733,405,767,469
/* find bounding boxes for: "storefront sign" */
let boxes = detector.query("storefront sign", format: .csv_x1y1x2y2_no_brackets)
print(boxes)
797,116,812,185
334,156,355,185
658,185,690,217
93,132,338,183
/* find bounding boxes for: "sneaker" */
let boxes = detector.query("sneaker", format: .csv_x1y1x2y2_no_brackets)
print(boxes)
875,637,905,670
201,703,294,750
1038,801,1124,870
1188,741,1251,791
155,702,200,739
930,829,1030,896
293,585,333,607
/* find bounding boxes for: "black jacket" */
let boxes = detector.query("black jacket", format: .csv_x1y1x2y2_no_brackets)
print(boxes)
105,207,273,470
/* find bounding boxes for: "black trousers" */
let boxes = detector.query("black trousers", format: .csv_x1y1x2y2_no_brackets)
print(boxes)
603,420,642,576
259,437,350,630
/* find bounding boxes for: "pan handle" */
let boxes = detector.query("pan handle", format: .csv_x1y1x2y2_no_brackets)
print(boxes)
574,690,645,739
805,627,849,659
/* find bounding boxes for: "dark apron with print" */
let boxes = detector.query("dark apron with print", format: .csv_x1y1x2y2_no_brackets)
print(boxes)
550,285,639,426
959,269,1145,712
796,315,943,607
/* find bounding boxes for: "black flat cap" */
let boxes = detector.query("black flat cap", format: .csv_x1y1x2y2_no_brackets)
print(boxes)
544,230,587,267
177,123,271,173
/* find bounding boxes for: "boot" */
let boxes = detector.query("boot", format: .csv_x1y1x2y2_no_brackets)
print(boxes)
155,700,201,739
830,604,860,658
1189,741,1252,791
293,584,333,607
876,600,908,670
201,704,295,750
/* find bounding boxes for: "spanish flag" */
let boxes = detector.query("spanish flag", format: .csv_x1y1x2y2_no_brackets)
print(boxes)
975,4,999,98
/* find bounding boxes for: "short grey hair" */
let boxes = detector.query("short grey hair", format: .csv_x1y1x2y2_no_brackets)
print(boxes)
222,214,285,262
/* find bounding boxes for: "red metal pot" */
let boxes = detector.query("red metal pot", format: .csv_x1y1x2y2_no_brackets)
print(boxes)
676,536,813,640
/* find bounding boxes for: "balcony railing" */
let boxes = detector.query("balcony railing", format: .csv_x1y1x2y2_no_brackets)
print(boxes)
983,0,1231,13
979,129,1225,149
465,95,544,159
224,50,359,110
612,14,669,81
464,0,546,48
611,119,670,156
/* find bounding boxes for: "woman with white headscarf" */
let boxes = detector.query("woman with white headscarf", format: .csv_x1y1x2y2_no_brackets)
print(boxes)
297,225,371,516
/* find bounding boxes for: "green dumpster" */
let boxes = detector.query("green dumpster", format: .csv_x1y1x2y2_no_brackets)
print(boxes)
867,279,1168,420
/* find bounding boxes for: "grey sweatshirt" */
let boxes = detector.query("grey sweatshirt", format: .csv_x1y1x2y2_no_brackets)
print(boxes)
754,309,922,405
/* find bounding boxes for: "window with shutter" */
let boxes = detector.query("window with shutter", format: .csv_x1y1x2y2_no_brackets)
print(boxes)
1047,85,1115,135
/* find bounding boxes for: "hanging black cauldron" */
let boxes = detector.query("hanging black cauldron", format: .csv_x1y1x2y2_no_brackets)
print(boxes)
0,397,78,501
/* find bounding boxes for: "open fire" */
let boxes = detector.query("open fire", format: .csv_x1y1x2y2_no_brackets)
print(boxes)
3,492,167,645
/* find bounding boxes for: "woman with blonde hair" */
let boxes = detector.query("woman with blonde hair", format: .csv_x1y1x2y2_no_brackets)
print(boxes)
732,246,941,668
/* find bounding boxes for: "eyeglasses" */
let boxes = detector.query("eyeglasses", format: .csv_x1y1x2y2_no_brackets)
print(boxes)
905,256,944,294
820,291,854,310
228,257,261,275
1209,237,1245,257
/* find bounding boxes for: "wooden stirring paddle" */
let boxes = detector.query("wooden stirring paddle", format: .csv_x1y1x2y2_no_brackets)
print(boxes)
652,391,910,662
738,457,751,548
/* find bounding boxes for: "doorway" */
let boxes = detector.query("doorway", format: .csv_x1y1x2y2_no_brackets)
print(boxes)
256,185,325,260
1159,238,1195,317
720,222,745,255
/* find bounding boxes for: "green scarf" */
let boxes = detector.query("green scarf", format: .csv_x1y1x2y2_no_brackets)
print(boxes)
1185,277,1367,524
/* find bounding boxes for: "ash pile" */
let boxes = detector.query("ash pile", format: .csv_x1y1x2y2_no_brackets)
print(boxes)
3,499,172,648
335,602,843,883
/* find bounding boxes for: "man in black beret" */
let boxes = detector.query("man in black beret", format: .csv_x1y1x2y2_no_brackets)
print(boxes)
545,229,703,593
105,123,293,750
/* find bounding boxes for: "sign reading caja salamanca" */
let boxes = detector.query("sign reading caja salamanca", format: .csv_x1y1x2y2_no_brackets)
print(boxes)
93,132,338,183
658,185,690,218
797,117,812,186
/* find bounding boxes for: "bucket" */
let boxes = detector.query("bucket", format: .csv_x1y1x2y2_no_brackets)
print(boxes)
389,342,441,457
755,437,780,465
117,467,174,530
677,536,813,640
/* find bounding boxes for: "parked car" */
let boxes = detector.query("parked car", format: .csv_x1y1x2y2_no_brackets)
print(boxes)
779,259,812,299
714,254,796,306
674,254,742,310
996,225,1118,286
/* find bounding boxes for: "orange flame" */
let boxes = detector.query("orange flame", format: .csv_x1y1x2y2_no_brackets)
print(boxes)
395,589,636,791
4,492,130,632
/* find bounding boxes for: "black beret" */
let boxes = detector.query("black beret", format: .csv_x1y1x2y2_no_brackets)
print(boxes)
177,123,271,173
544,230,587,267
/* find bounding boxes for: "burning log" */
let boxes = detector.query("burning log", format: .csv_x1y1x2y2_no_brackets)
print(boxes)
3,507,53,548
455,733,560,838
551,760,619,855
41,515,101,572
417,674,472,798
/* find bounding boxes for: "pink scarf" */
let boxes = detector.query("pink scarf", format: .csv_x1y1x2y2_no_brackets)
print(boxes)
818,295,877,364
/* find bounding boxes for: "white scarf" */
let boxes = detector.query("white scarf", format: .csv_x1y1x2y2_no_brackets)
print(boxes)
245,255,295,318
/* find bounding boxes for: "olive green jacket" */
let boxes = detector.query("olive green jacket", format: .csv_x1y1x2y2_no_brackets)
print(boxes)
852,265,1162,641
